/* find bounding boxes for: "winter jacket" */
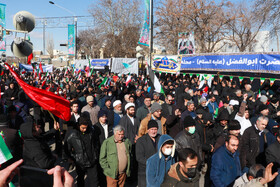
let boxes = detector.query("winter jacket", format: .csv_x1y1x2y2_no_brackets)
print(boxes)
99,135,132,179
20,122,57,169
138,113,166,137
174,129,203,164
165,105,183,138
136,105,150,121
265,140,280,166
210,145,242,187
94,122,113,146
119,114,140,144
64,126,99,168
233,173,268,187
136,133,160,174
4,87,18,107
207,101,219,117
161,103,173,118
161,163,200,187
146,135,176,187
240,126,275,169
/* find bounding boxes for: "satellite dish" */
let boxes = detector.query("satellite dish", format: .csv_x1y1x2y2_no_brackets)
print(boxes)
11,37,33,57
13,11,35,32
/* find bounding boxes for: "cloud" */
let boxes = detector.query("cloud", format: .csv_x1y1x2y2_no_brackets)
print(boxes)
29,31,43,39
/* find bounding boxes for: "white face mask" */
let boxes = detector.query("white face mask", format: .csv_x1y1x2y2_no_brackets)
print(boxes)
163,148,172,156
108,93,112,97
59,91,62,94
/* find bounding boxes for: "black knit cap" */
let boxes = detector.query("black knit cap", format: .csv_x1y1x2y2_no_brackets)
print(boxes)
148,120,158,129
183,115,196,128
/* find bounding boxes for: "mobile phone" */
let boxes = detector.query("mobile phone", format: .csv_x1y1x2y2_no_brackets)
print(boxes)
20,166,53,187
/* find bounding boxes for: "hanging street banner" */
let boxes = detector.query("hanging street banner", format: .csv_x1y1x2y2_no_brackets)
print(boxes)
68,24,75,56
111,58,138,75
0,4,6,51
152,55,181,74
138,0,150,46
91,59,110,69
178,32,195,55
181,53,280,73
19,63,53,72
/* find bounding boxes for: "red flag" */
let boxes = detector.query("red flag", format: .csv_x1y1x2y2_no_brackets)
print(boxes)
39,62,44,73
5,63,71,121
27,53,33,64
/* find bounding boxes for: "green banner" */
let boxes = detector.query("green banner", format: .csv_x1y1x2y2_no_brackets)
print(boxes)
68,24,75,56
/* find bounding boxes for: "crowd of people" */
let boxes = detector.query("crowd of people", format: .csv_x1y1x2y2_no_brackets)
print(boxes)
0,67,280,187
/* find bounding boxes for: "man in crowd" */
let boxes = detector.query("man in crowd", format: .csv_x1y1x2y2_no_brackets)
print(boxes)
161,148,200,187
211,135,242,187
136,96,151,121
64,117,100,187
175,115,202,163
161,94,174,118
146,134,176,187
81,95,100,125
240,116,275,171
138,102,166,137
136,120,160,187
108,100,123,127
95,110,113,146
99,125,132,187
119,103,140,144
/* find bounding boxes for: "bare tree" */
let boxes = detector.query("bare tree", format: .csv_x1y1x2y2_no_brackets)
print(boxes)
46,33,54,58
225,2,269,52
86,0,142,57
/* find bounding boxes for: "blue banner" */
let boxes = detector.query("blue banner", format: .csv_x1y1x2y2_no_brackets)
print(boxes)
19,63,53,72
181,54,280,73
91,59,110,69
68,24,75,56
138,0,150,46
0,4,6,51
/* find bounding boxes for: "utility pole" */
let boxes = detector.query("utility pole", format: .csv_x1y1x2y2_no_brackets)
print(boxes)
43,19,46,54
149,0,153,66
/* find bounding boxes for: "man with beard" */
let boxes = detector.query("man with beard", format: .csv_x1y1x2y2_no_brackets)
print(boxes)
161,94,174,118
212,110,230,146
207,94,219,118
119,103,140,144
136,120,160,187
108,100,123,127
138,102,167,137
196,97,209,115
81,95,100,125
161,148,200,187
165,105,183,138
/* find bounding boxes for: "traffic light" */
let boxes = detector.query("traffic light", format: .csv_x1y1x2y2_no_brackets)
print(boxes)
11,11,35,57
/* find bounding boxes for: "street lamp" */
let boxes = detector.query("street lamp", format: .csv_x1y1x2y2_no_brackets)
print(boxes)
49,1,77,60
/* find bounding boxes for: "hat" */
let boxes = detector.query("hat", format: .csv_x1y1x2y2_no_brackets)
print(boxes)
86,95,94,103
270,97,278,104
150,102,162,113
148,120,158,129
153,92,160,96
125,103,135,111
98,110,108,118
260,95,268,103
0,114,8,126
258,104,268,112
113,100,122,108
228,121,241,131
183,115,196,128
199,97,207,103
229,100,239,106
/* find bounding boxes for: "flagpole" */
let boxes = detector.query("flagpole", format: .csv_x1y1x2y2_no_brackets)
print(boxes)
149,0,153,67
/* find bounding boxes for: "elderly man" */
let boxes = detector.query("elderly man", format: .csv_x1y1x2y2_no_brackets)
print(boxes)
99,125,132,187
151,92,164,105
138,102,167,137
136,120,160,187
211,135,242,187
161,94,174,118
81,95,100,125
108,100,123,127
240,116,275,172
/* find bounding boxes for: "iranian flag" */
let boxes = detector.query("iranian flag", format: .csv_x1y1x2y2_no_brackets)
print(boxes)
0,134,13,165
126,74,131,86
148,66,164,94
99,77,108,88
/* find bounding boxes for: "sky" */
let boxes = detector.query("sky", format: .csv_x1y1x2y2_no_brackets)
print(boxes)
2,0,95,56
